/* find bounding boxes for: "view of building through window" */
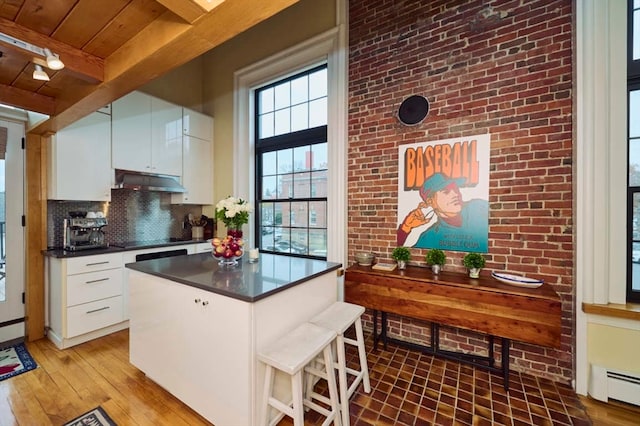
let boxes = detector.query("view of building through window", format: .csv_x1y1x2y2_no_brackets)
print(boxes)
255,65,328,258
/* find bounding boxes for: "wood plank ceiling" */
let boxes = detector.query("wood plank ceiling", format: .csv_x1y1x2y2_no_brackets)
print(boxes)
0,0,299,134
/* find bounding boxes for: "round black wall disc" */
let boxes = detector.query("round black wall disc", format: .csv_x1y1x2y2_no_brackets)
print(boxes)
398,95,429,125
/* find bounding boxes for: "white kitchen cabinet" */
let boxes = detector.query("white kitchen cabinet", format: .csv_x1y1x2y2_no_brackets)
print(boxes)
112,91,182,176
48,111,112,201
171,109,213,205
183,108,213,140
46,252,126,349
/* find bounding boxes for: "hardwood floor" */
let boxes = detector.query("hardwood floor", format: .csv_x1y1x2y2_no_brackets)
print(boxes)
1,330,638,425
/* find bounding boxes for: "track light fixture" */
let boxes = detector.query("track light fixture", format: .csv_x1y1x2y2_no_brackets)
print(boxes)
43,48,64,70
33,64,50,81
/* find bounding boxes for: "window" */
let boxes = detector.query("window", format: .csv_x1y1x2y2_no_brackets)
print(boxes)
628,0,640,302
256,65,328,259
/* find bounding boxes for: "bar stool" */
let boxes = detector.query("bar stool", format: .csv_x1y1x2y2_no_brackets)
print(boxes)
309,301,371,426
258,322,342,426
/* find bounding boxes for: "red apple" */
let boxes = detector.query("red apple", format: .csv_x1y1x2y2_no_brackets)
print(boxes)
223,249,234,258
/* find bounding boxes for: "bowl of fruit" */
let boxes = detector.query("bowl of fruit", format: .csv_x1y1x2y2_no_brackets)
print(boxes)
211,235,245,267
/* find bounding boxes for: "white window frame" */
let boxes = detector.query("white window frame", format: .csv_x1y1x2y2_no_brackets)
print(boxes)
233,20,347,266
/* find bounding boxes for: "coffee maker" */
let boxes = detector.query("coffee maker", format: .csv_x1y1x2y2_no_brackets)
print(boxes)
63,217,108,251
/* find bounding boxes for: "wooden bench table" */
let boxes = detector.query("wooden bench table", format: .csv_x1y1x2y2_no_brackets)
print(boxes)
344,265,562,389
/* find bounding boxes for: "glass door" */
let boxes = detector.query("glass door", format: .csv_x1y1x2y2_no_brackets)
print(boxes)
0,118,25,342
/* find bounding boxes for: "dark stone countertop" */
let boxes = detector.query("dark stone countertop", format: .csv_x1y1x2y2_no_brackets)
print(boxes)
42,239,208,258
126,252,342,303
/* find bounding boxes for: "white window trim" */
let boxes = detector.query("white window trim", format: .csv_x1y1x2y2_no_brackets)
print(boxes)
233,6,348,266
575,0,627,395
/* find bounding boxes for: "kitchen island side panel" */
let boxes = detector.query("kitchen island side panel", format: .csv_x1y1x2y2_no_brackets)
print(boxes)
129,270,252,426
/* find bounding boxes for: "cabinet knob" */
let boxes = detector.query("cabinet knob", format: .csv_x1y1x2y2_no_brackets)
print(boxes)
194,298,201,304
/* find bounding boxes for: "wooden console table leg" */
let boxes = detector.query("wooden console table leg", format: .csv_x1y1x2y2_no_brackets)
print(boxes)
502,338,510,390
488,335,495,368
373,310,379,350
381,311,388,350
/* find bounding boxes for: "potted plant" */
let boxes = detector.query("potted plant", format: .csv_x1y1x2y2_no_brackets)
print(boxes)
425,249,446,274
463,252,486,278
391,246,411,270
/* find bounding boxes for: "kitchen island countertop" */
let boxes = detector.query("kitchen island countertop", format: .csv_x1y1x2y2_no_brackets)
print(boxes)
125,252,342,302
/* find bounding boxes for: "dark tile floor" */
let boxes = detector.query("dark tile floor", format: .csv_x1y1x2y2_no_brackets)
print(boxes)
287,335,592,426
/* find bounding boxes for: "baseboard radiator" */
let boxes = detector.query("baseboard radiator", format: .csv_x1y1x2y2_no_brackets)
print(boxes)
589,364,640,407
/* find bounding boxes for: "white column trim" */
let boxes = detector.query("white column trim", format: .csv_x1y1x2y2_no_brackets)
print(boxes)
575,0,627,395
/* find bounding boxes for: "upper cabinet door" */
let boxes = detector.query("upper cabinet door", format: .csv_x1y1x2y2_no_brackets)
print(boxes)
112,91,152,173
183,109,213,141
48,112,112,201
151,97,183,176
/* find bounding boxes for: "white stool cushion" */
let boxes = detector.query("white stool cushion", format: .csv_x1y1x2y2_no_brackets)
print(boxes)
258,322,337,375
310,301,365,334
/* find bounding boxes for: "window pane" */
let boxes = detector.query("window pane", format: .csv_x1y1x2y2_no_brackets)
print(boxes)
291,201,307,226
262,151,277,176
309,228,327,258
294,146,311,172
259,88,274,113
274,82,290,110
261,202,274,223
277,149,293,173
631,90,640,138
309,98,327,127
309,68,328,99
278,174,293,198
311,170,328,197
309,201,326,228
312,143,328,170
291,104,308,132
635,9,640,60
633,192,640,290
274,108,290,136
262,176,277,199
291,75,309,104
274,204,285,225
293,173,310,198
260,113,274,138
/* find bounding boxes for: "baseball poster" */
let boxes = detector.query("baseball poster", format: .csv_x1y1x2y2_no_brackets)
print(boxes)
397,134,490,252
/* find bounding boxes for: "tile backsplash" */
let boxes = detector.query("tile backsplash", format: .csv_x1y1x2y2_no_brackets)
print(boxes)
47,189,203,248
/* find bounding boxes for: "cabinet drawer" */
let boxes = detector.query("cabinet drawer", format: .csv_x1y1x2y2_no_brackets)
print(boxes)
66,296,124,338
66,268,123,307
66,253,123,275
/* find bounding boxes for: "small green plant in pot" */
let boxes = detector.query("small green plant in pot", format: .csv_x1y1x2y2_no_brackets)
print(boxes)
425,249,446,274
463,252,486,278
392,246,411,270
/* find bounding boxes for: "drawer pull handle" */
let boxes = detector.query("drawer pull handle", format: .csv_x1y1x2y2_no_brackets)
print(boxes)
85,278,109,284
85,261,110,267
86,306,110,314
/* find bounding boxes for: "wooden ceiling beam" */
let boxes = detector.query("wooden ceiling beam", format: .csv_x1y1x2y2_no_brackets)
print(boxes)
29,0,300,134
154,0,207,23
0,18,104,83
0,83,56,116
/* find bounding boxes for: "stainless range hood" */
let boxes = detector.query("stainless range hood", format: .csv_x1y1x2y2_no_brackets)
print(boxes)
114,169,186,193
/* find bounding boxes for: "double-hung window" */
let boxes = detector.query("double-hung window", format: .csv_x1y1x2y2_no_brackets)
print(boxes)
255,65,328,259
627,0,640,302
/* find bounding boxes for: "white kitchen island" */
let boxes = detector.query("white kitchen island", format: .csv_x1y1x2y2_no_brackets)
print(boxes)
127,252,341,426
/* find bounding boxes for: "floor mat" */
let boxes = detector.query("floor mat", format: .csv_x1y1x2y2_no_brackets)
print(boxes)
63,406,117,426
0,342,37,381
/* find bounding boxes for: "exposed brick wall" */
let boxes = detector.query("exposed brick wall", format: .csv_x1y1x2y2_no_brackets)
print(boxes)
348,0,573,384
